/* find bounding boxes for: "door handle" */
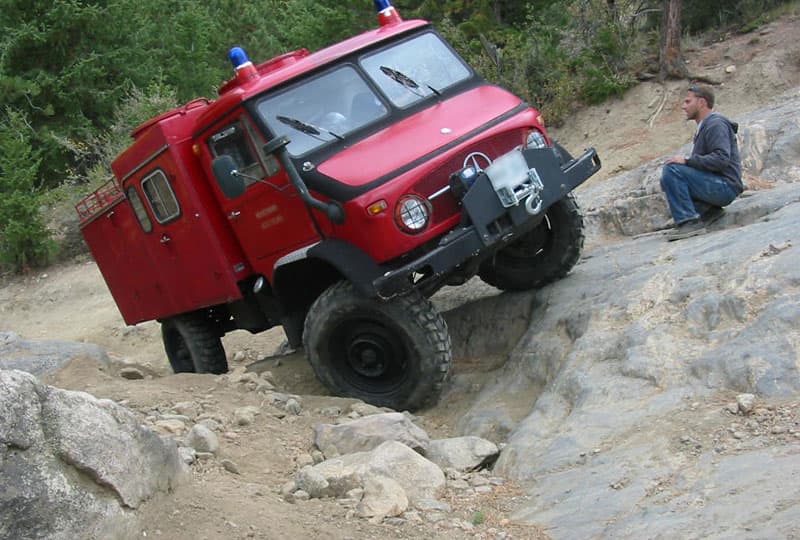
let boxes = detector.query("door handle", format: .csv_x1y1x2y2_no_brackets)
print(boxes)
228,210,241,219
160,234,171,244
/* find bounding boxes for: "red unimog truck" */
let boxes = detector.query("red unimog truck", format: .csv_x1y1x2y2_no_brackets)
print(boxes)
76,0,600,410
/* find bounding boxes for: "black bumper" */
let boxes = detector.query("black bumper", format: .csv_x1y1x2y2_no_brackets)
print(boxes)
373,146,601,298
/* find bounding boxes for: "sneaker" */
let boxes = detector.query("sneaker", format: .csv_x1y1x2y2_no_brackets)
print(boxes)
666,218,707,241
700,206,725,225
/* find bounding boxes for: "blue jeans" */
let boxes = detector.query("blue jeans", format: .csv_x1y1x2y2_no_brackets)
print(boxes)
660,163,739,224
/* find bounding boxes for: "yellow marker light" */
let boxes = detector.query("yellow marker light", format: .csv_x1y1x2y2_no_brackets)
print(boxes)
192,144,202,156
367,200,388,215
537,114,545,127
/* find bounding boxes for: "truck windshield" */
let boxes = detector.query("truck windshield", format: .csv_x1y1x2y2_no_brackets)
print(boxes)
256,65,388,157
361,32,471,108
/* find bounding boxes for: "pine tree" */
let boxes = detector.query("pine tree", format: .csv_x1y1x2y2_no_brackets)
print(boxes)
0,109,52,271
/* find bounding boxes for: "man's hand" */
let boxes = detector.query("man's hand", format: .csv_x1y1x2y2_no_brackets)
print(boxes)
665,155,686,165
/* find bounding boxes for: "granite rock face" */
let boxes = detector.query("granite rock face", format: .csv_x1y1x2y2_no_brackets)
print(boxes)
0,369,186,540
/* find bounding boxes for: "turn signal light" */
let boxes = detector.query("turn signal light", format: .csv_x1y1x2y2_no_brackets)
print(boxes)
367,200,388,215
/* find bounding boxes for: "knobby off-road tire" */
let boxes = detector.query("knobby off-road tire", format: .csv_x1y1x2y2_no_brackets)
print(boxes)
162,314,228,374
479,193,585,291
303,281,451,411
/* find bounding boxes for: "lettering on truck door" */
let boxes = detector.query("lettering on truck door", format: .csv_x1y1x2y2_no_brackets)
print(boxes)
207,115,321,267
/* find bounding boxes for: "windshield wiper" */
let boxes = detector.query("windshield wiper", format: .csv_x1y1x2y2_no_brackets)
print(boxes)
379,66,441,97
276,115,344,141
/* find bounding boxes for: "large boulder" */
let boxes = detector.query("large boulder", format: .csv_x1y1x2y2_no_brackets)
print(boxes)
425,436,499,472
0,331,109,377
313,412,430,457
0,370,186,540
297,440,445,504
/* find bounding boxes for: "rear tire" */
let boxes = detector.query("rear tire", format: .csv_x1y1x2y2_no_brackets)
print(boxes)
162,314,228,374
303,281,451,411
479,193,584,291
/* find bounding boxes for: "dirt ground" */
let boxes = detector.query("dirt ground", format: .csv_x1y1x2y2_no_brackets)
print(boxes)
1,11,799,540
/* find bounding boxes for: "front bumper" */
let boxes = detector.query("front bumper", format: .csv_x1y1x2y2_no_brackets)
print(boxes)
373,146,601,298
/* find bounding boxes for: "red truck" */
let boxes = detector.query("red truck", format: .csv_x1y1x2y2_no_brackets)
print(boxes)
76,0,600,411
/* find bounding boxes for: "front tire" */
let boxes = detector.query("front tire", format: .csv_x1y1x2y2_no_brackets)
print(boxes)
479,193,585,291
303,281,451,411
162,314,228,374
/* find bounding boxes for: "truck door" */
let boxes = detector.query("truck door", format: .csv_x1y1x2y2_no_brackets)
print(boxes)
132,163,242,316
206,115,321,269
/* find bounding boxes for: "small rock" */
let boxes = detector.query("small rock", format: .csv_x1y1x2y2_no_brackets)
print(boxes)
474,485,492,494
350,402,387,416
311,450,325,464
725,65,737,74
172,401,200,419
471,475,489,487
771,426,788,435
295,465,329,498
737,394,756,415
726,403,740,415
415,499,452,513
425,512,446,523
233,350,247,363
233,406,260,426
345,488,364,501
285,398,302,415
221,459,240,475
198,418,222,432
185,424,220,454
320,406,342,417
154,419,187,435
296,453,315,468
281,480,297,497
732,431,746,440
178,447,196,465
292,490,310,502
119,367,145,380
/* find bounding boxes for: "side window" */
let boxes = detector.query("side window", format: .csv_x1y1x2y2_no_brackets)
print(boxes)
127,187,152,233
141,170,181,224
208,117,279,186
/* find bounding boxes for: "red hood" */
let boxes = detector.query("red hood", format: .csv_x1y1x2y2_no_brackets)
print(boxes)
317,86,523,186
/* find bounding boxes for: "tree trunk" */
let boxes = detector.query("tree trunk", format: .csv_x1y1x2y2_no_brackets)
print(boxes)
659,0,688,80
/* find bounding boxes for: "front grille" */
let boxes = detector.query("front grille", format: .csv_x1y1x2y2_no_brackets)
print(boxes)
413,130,522,224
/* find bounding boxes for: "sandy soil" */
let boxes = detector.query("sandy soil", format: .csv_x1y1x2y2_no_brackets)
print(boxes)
1,12,799,540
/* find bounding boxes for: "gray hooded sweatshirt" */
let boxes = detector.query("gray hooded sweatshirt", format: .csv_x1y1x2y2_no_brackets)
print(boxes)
685,112,743,194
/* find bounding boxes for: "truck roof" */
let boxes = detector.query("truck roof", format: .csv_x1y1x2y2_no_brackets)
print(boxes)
126,19,429,148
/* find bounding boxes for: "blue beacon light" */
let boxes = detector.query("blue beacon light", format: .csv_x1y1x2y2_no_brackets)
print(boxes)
374,0,402,26
228,46,257,81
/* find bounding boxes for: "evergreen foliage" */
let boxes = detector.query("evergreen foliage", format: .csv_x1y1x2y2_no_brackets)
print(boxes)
0,109,53,271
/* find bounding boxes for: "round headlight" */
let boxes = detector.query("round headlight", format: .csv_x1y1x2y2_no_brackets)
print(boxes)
526,130,548,149
394,195,430,234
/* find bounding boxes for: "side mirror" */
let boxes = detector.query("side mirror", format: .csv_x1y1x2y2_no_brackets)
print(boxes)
212,155,246,199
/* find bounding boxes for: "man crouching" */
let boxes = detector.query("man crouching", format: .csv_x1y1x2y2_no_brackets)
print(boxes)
661,85,744,241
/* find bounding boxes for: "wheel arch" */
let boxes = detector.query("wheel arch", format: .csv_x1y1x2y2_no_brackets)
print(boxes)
271,239,384,345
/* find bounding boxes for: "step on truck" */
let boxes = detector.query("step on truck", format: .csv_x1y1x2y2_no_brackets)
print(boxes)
77,0,601,411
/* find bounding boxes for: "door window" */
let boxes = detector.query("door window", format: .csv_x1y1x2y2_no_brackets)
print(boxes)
208,118,279,185
141,169,181,224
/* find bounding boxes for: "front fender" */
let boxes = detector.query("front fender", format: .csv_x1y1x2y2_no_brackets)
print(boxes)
307,239,383,298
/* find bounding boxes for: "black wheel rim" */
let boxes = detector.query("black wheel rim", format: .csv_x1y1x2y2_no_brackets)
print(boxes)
329,317,408,393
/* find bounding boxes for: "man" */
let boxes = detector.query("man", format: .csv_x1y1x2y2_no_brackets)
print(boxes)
660,85,743,241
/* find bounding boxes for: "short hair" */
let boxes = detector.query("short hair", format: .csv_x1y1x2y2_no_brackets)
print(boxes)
688,85,715,109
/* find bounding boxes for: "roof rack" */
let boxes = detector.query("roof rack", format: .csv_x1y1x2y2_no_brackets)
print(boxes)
75,177,124,227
